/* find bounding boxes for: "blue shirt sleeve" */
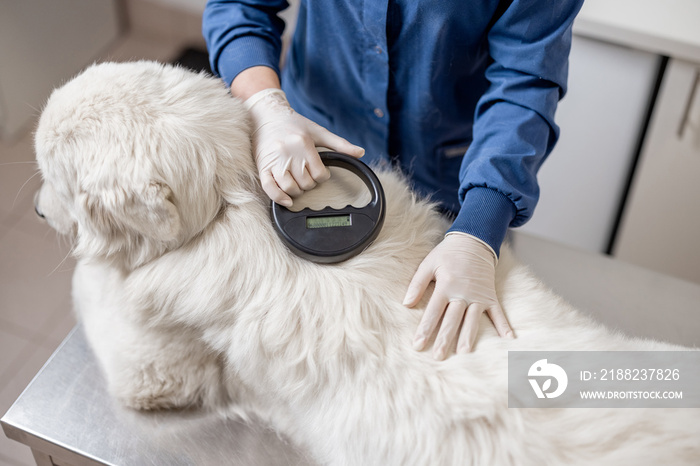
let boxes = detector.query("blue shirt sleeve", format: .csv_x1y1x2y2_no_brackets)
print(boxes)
447,0,582,255
202,0,289,86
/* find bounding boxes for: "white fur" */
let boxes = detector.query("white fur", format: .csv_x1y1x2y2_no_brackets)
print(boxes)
35,61,699,465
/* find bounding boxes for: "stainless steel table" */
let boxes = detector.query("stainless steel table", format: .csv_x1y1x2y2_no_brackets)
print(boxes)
3,232,700,465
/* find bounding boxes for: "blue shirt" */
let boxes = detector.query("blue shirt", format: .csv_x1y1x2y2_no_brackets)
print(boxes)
203,0,583,255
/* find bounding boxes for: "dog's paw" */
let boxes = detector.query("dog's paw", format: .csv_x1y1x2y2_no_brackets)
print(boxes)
113,360,224,411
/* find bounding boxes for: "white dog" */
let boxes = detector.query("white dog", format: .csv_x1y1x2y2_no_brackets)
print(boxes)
34,61,699,465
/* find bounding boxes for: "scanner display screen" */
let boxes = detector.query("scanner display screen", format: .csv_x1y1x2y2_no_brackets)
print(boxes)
306,215,352,229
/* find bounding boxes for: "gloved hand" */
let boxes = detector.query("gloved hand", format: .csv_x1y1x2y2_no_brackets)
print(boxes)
245,89,365,206
403,232,514,360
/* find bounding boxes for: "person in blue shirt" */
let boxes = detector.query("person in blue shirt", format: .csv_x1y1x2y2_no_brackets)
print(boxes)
203,0,583,360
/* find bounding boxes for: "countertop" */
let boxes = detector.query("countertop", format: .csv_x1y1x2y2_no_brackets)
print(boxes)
575,0,700,63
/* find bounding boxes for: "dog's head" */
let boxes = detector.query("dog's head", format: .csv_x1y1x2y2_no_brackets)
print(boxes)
34,61,256,270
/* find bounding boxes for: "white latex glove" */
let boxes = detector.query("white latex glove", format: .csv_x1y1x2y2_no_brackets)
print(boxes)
403,232,514,360
245,88,365,206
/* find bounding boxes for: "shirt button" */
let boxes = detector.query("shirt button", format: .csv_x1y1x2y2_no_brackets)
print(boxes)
374,108,384,118
374,45,383,54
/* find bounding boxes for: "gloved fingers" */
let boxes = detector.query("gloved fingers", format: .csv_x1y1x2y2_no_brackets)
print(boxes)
456,302,488,354
308,122,365,159
272,165,305,198
403,258,435,307
297,137,331,185
304,153,332,184
486,303,515,339
413,291,449,351
433,299,468,361
260,170,293,207
288,158,318,192
282,133,331,187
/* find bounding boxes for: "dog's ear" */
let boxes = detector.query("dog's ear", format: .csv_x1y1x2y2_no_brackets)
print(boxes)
77,181,181,265
119,181,181,242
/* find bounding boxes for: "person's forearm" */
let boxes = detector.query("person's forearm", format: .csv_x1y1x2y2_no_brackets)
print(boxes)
231,66,281,101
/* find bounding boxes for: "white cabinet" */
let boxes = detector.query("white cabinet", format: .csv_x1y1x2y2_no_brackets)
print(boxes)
613,58,700,284
519,34,661,253
0,0,121,141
